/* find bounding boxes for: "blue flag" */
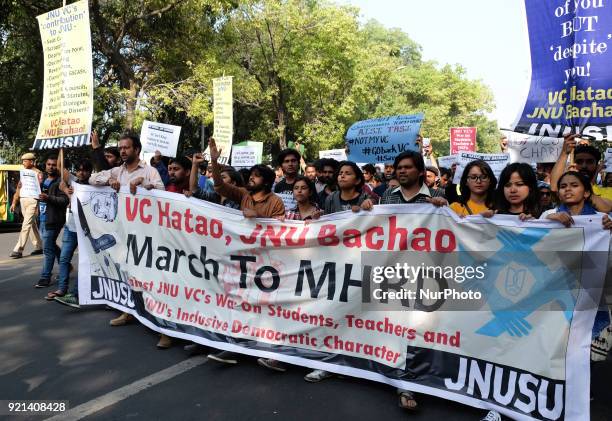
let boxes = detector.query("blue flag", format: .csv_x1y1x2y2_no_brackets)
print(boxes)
346,114,423,163
512,0,612,140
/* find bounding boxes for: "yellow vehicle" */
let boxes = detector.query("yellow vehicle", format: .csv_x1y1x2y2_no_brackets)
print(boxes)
0,164,22,225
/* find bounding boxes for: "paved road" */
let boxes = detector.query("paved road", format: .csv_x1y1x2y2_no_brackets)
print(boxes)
0,231,610,421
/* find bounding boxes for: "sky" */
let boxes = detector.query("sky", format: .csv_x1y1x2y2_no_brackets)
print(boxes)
341,0,532,129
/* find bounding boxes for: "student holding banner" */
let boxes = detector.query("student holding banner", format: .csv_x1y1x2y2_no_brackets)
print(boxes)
494,163,541,219
205,138,285,364
378,150,446,411
89,134,164,331
9,153,43,259
449,160,497,217
540,171,612,363
550,134,612,213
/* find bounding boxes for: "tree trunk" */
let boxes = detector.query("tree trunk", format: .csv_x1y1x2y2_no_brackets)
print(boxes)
125,79,138,131
276,78,288,150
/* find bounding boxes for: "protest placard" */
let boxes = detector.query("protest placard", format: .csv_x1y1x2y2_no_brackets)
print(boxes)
452,152,510,184
231,146,257,167
140,121,181,158
235,141,263,164
346,114,423,163
18,169,41,198
319,149,347,161
437,155,458,169
74,184,608,421
33,0,93,150
205,76,233,165
605,148,612,173
512,1,612,140
450,127,477,154
502,130,563,163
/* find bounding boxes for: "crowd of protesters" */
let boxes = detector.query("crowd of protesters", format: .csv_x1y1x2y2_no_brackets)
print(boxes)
7,131,612,421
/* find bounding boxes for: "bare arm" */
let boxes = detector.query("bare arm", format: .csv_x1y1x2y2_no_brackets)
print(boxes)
208,139,245,204
550,134,577,192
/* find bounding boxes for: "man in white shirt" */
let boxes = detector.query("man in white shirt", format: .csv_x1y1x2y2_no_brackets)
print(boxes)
89,134,164,329
89,134,164,192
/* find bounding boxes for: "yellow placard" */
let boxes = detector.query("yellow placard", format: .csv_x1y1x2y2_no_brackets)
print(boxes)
205,76,233,165
34,0,93,150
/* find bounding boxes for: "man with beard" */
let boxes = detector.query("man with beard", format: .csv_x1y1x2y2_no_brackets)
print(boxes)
304,163,317,182
316,158,339,207
89,134,165,333
550,134,612,212
207,138,284,220
379,150,446,412
206,138,284,364
34,156,63,288
165,157,191,193
89,134,164,193
273,148,301,210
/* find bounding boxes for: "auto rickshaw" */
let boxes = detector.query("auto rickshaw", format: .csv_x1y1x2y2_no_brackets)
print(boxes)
0,164,23,228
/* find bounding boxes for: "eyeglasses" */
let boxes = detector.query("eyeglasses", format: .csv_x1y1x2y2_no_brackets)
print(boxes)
467,174,490,182
540,191,551,196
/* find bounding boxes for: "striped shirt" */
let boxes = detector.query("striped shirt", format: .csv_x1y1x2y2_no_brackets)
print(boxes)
380,183,445,205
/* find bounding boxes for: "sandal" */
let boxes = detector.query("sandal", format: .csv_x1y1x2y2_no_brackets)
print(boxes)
45,290,66,301
398,391,418,411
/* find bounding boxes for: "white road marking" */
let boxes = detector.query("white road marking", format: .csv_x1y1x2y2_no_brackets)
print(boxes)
44,356,207,421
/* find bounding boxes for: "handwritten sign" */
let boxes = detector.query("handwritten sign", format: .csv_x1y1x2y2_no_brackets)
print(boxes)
605,148,612,173
502,130,563,163
345,114,423,163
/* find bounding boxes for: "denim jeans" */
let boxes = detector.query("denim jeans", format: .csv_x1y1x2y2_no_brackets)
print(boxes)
593,309,611,339
57,228,78,293
40,224,61,281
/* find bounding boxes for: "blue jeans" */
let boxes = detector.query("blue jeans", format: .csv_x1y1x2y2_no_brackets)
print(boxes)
40,224,60,281
593,309,611,339
57,228,78,293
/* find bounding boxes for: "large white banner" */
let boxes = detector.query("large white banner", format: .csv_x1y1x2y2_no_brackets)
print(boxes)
73,185,608,421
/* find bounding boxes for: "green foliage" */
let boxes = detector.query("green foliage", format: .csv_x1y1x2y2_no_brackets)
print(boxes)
0,0,500,162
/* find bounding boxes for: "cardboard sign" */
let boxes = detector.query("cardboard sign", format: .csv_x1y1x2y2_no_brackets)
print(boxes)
450,127,477,154
231,146,257,167
141,121,181,158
